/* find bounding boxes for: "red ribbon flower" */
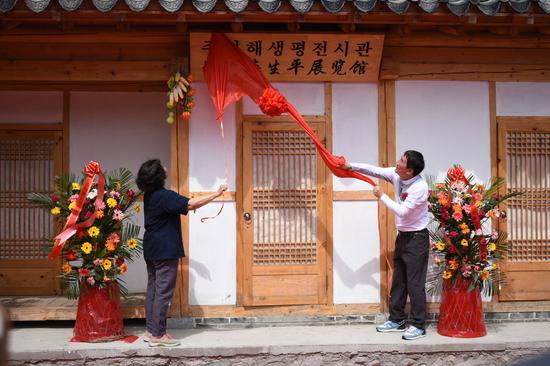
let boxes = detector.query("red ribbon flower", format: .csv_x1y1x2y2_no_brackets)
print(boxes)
400,192,408,201
259,87,288,116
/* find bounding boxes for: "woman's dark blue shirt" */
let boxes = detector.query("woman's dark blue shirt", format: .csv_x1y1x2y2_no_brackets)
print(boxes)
143,188,189,260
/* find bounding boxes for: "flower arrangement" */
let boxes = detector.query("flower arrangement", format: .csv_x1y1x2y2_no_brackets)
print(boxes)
166,72,194,124
427,165,520,296
27,166,143,299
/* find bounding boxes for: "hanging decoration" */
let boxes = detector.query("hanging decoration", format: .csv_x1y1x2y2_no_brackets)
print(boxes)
202,33,376,187
166,73,195,124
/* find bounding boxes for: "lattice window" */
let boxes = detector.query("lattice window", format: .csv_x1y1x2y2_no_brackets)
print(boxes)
252,131,317,266
0,138,56,260
506,131,550,262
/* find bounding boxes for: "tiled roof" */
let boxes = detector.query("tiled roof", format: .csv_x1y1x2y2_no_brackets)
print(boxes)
1,0,549,16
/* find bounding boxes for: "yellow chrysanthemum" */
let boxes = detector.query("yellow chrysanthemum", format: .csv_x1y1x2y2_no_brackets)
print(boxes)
62,263,72,273
442,271,452,279
95,210,104,219
489,243,496,252
88,226,99,238
107,198,117,208
68,201,77,211
492,263,498,270
436,241,445,251
113,182,121,190
81,242,93,254
134,204,141,213
51,207,61,215
435,183,445,189
72,182,81,191
481,270,490,280
461,239,469,247
127,238,138,249
102,259,112,270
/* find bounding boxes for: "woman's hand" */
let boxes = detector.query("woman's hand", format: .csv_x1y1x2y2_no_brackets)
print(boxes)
217,183,229,197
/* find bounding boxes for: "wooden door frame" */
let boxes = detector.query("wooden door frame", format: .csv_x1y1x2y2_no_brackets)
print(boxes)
235,87,334,307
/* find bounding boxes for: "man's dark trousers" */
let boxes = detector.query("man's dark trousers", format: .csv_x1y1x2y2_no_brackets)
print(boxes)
388,229,430,329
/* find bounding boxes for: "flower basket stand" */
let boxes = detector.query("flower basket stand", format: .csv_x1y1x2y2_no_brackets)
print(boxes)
71,283,125,342
437,278,487,338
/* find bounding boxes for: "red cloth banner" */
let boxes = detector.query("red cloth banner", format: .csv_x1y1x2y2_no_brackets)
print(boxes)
203,33,375,187
49,161,106,260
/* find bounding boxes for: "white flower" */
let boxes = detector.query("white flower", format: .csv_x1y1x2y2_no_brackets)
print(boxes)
87,189,97,200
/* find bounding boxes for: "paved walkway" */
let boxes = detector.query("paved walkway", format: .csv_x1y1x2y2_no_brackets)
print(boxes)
7,321,550,365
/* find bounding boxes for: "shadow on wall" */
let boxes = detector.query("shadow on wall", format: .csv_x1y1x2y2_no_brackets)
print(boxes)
188,259,212,306
333,248,379,290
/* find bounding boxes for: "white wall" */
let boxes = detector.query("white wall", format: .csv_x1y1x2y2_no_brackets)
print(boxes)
71,92,171,293
187,82,237,305
189,82,236,191
0,91,63,123
333,201,381,303
331,83,381,304
243,82,325,115
332,83,379,191
188,202,237,305
396,81,491,183
496,82,550,116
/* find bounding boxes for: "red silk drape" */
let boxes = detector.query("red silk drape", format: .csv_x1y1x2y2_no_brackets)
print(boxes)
203,33,375,187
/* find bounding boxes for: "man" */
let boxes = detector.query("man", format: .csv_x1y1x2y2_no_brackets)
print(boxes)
340,150,429,340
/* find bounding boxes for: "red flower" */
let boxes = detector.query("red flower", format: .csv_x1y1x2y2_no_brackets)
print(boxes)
79,268,90,277
400,192,408,201
51,194,59,203
76,230,87,239
66,250,77,261
116,257,125,266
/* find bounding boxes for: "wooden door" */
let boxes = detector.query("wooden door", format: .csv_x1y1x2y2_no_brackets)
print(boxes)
0,129,63,295
240,121,329,306
498,118,550,301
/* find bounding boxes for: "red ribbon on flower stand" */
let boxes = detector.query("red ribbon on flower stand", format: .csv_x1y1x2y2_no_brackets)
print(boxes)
437,277,487,338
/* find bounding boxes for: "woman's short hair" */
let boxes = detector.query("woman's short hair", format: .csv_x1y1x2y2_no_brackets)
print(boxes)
136,159,166,193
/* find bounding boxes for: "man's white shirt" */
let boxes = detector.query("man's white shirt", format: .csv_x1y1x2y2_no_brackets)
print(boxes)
351,163,429,232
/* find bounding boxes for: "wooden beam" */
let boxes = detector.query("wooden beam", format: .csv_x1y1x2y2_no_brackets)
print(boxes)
0,60,171,82
395,63,550,81
333,191,378,201
235,99,245,307
324,82,334,306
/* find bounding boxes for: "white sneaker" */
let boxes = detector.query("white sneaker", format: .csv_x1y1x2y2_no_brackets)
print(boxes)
143,330,152,342
148,333,181,347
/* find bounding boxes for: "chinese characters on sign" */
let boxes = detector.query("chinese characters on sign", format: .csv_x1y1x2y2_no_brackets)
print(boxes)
190,33,384,82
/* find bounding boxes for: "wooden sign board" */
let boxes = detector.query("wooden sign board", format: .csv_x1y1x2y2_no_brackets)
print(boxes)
190,33,384,82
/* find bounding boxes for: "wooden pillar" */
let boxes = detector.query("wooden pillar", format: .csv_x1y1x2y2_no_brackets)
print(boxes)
377,80,396,313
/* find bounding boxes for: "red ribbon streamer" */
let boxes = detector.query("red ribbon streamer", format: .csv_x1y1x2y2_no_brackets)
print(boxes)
49,161,105,260
203,33,375,187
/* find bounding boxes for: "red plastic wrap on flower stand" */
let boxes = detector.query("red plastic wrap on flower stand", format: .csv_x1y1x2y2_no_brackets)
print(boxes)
437,277,487,338
71,283,125,342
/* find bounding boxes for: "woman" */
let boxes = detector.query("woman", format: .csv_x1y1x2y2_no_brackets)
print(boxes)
136,159,228,347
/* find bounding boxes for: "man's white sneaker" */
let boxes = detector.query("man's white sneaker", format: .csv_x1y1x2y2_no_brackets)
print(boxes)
402,325,426,340
376,320,406,332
